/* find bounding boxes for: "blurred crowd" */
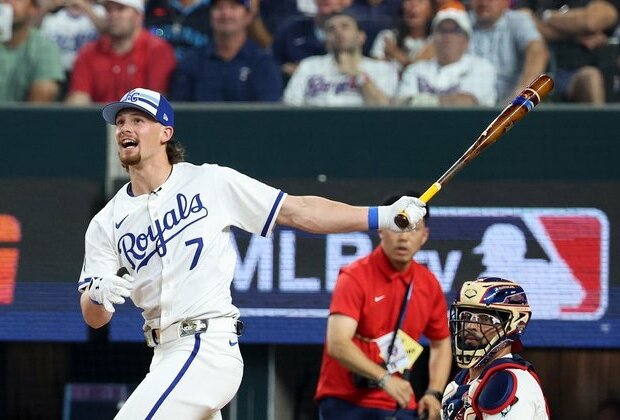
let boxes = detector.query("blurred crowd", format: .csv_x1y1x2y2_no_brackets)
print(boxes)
0,0,619,106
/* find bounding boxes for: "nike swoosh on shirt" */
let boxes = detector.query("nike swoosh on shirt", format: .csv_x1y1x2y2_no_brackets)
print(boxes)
115,214,129,229
374,295,385,302
229,340,238,347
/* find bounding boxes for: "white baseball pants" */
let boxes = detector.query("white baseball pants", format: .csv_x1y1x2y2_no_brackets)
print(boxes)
114,330,243,419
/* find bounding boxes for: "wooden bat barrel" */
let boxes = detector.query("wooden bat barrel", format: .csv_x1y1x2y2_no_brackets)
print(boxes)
393,74,554,230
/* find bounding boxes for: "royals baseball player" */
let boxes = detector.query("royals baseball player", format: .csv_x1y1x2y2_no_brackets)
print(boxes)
77,88,427,419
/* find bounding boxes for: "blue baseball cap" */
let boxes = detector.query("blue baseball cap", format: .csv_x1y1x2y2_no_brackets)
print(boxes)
102,88,174,127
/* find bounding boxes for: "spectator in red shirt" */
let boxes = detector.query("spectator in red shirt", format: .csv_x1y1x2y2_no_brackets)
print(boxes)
66,0,176,103
315,192,452,420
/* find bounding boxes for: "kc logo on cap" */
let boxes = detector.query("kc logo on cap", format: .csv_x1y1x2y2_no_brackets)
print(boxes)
102,88,174,127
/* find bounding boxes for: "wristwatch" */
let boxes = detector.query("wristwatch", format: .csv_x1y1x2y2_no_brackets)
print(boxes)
377,372,391,389
424,389,443,402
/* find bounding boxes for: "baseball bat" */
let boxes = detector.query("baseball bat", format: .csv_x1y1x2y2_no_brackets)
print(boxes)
117,267,129,277
394,73,554,229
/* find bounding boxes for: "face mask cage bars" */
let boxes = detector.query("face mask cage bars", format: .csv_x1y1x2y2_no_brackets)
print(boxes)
449,306,513,368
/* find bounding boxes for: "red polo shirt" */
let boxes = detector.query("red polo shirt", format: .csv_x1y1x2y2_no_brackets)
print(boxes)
69,29,176,102
315,246,450,410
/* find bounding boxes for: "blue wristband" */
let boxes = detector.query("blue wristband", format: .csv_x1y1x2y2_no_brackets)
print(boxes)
368,207,379,230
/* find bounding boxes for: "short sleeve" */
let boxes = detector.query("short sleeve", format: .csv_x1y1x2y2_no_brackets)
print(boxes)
78,218,120,292
422,274,450,340
283,59,309,105
33,34,64,83
370,30,391,59
510,11,543,51
329,270,365,322
69,47,94,95
214,166,286,237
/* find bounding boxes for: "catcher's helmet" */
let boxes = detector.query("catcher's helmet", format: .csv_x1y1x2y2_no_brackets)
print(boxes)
450,277,531,369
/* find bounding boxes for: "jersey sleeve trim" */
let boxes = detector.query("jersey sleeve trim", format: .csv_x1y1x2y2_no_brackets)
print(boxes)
260,190,286,237
77,277,93,293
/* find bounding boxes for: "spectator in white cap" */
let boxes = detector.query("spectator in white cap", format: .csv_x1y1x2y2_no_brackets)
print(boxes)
66,0,177,103
396,7,498,106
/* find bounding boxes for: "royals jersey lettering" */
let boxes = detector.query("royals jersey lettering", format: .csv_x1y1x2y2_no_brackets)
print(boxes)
78,162,286,331
283,54,399,106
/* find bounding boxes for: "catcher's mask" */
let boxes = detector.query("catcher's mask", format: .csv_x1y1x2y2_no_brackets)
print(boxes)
450,277,531,369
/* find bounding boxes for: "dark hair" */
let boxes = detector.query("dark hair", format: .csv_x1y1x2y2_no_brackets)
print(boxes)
322,11,361,30
381,190,430,223
166,139,185,164
395,0,438,50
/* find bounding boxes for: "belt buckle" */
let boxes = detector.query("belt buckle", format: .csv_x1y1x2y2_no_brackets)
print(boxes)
179,319,208,337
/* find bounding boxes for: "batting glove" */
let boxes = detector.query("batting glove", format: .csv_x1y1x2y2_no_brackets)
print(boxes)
87,272,134,313
369,196,426,232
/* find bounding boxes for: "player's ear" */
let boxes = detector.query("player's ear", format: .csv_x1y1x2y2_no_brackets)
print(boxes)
419,226,429,246
161,126,174,144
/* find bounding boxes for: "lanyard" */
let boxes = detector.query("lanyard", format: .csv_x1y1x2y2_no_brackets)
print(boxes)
385,277,414,366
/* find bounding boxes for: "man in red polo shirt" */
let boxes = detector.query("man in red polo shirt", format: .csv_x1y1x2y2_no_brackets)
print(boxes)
66,0,176,103
315,192,452,420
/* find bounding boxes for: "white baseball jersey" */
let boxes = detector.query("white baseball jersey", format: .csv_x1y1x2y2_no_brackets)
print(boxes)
370,29,430,69
40,5,105,71
78,162,286,332
283,54,399,106
397,54,498,106
442,355,549,420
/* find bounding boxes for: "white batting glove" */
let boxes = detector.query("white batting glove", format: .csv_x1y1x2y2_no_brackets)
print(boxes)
370,196,426,232
87,272,134,313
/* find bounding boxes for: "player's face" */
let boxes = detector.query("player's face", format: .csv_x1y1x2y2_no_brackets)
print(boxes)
379,220,428,272
114,109,167,167
105,1,141,39
458,309,502,349
324,15,364,53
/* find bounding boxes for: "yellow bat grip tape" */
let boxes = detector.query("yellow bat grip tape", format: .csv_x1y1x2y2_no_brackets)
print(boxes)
419,182,442,203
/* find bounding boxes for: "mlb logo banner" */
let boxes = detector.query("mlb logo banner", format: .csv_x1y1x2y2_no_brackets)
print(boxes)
429,208,609,321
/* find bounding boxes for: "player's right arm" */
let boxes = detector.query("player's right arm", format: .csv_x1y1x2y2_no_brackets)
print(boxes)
326,314,414,408
78,215,132,328
80,292,113,328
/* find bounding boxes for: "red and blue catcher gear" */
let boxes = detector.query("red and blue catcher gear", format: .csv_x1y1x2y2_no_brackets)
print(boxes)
450,277,531,369
442,355,547,420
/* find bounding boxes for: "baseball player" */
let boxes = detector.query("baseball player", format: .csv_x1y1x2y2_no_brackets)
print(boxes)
441,277,550,419
77,87,427,420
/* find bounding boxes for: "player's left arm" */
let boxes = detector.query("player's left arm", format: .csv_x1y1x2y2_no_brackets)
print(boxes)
276,194,426,233
277,195,369,233
417,336,452,419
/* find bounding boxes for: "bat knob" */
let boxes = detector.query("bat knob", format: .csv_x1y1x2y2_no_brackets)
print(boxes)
394,212,410,229
117,267,130,277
